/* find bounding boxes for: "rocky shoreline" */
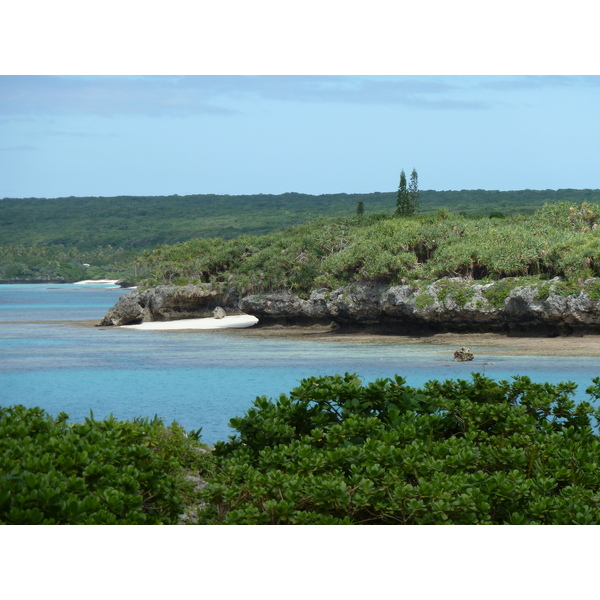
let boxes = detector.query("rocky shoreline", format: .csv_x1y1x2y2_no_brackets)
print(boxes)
97,277,600,337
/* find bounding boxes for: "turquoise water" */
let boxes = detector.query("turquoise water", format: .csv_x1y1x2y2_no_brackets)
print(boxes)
1,284,599,443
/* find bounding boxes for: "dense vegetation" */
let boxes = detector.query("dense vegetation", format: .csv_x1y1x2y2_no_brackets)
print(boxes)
0,406,207,524
137,202,600,295
4,373,600,524
4,189,600,251
2,189,600,281
0,244,137,282
197,373,600,525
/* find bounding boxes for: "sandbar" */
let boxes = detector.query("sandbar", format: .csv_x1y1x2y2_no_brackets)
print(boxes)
230,325,600,357
62,318,600,356
73,280,120,285
120,315,259,330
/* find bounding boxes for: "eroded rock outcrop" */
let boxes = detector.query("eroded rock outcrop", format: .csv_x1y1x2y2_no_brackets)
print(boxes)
454,347,474,361
97,284,240,326
98,278,600,335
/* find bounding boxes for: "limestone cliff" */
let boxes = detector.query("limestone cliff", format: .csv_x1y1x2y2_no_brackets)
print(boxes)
98,278,600,335
97,284,240,326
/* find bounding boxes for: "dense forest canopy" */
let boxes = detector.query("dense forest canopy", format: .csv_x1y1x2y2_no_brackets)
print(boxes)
3,189,600,250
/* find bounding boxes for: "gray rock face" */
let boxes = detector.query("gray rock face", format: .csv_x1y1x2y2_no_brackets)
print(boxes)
98,278,600,335
213,306,226,319
454,347,474,361
238,279,600,334
239,291,307,321
98,290,145,326
97,284,239,326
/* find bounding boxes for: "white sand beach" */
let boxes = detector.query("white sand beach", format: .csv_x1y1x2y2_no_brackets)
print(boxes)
73,279,120,285
120,315,259,330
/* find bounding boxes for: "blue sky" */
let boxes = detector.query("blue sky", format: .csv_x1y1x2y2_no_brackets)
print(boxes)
1,75,599,199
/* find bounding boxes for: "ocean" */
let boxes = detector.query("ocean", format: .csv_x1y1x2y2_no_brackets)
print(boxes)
1,283,599,444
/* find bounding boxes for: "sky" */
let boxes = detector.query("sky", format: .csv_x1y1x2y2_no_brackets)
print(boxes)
1,3,599,200
2,74,600,199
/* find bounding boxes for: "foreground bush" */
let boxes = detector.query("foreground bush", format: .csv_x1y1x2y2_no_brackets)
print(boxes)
0,407,208,524
198,373,600,524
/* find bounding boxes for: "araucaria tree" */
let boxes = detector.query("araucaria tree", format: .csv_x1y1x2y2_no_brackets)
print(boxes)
396,168,419,216
395,170,409,216
409,168,420,214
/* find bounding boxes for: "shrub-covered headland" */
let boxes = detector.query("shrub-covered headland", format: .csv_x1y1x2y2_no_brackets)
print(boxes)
137,203,600,293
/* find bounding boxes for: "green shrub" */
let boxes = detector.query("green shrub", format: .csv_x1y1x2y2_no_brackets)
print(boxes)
584,279,600,301
198,373,600,525
0,406,209,524
533,282,553,301
553,280,584,297
481,278,521,308
414,293,436,310
434,279,476,307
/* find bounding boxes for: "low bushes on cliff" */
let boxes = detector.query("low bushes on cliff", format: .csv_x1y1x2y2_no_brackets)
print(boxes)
0,406,208,524
138,203,600,295
197,373,600,524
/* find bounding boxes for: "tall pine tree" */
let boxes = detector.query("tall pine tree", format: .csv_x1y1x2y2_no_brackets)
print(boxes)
395,170,409,216
396,168,419,216
408,168,420,215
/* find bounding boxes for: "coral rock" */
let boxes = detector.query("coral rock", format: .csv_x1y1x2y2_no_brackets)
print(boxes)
454,347,474,361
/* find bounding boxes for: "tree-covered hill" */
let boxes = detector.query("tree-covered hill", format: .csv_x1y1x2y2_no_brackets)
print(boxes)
3,189,600,251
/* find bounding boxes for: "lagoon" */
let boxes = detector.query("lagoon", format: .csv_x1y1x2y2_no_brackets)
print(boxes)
1,283,599,444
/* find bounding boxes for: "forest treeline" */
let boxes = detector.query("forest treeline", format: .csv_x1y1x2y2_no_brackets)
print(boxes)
3,188,600,249
2,189,600,283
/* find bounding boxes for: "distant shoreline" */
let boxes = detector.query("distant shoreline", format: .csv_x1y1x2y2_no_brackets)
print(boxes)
0,279,69,284
0,279,123,285
72,279,120,285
